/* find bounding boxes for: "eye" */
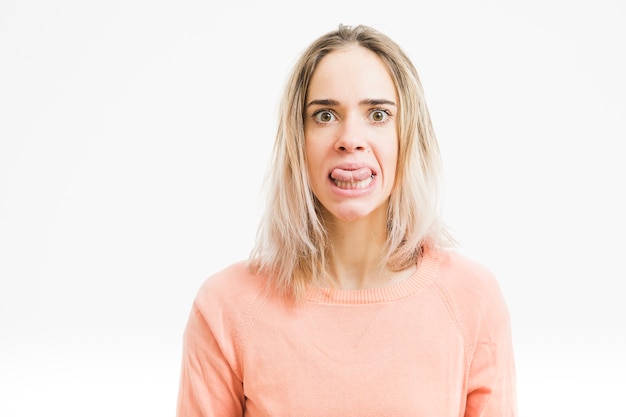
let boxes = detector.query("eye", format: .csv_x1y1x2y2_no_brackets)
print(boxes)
312,110,336,124
369,109,391,124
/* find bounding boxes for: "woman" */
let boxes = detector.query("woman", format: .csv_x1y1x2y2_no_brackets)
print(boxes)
177,24,517,416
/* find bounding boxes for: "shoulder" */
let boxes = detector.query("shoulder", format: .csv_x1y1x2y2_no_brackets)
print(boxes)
193,260,271,322
429,247,511,335
432,247,504,303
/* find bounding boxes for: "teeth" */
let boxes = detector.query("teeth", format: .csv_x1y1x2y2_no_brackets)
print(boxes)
333,175,373,189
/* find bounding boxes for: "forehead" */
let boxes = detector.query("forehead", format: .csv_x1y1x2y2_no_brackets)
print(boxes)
307,46,397,100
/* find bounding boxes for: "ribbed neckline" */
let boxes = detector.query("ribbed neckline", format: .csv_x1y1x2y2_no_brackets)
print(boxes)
304,247,441,305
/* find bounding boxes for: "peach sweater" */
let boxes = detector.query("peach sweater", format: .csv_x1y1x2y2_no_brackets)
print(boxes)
176,247,517,416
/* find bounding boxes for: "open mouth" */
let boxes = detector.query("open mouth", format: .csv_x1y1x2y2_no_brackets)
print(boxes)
329,166,375,190
332,175,375,189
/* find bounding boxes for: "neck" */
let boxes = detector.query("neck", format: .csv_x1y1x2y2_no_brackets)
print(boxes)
323,208,402,290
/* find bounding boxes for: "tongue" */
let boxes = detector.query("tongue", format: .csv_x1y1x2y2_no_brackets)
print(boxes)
331,167,372,182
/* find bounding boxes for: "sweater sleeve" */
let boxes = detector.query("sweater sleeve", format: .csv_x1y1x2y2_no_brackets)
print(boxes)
464,280,517,417
176,302,244,417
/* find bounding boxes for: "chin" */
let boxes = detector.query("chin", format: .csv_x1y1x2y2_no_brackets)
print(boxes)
334,212,370,223
326,204,386,224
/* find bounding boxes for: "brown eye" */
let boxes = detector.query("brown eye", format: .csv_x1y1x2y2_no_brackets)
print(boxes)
370,109,389,123
320,112,333,122
313,110,336,123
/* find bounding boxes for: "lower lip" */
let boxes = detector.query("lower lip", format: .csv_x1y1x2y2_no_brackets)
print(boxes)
329,175,376,196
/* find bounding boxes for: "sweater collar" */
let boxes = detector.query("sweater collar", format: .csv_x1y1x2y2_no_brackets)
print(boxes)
304,246,441,304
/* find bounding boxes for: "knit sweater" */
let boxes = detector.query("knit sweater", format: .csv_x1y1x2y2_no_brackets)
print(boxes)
176,246,517,416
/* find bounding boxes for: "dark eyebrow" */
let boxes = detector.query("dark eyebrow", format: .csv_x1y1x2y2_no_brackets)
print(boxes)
306,99,340,108
306,98,397,108
360,98,397,107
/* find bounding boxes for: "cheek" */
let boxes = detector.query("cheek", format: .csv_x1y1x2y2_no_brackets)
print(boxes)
384,141,399,168
383,147,399,186
304,136,324,162
304,139,322,180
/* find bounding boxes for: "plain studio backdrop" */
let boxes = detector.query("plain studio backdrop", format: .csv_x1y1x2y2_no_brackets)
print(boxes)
1,0,624,415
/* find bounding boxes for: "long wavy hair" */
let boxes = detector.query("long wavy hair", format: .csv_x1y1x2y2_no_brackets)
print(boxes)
248,24,453,298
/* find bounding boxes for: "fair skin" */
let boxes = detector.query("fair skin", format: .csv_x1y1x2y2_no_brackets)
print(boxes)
304,45,415,289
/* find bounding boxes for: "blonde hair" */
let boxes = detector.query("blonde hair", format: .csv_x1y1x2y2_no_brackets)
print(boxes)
249,24,453,298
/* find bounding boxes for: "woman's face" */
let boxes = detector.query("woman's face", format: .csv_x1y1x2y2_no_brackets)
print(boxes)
304,46,399,223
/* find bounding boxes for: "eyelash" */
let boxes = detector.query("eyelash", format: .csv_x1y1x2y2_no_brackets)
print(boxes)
310,108,393,125
369,109,392,124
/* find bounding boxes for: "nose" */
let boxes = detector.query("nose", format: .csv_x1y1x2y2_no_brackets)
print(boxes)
335,116,367,152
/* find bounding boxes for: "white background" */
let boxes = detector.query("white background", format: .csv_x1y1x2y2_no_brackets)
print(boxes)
1,0,625,415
